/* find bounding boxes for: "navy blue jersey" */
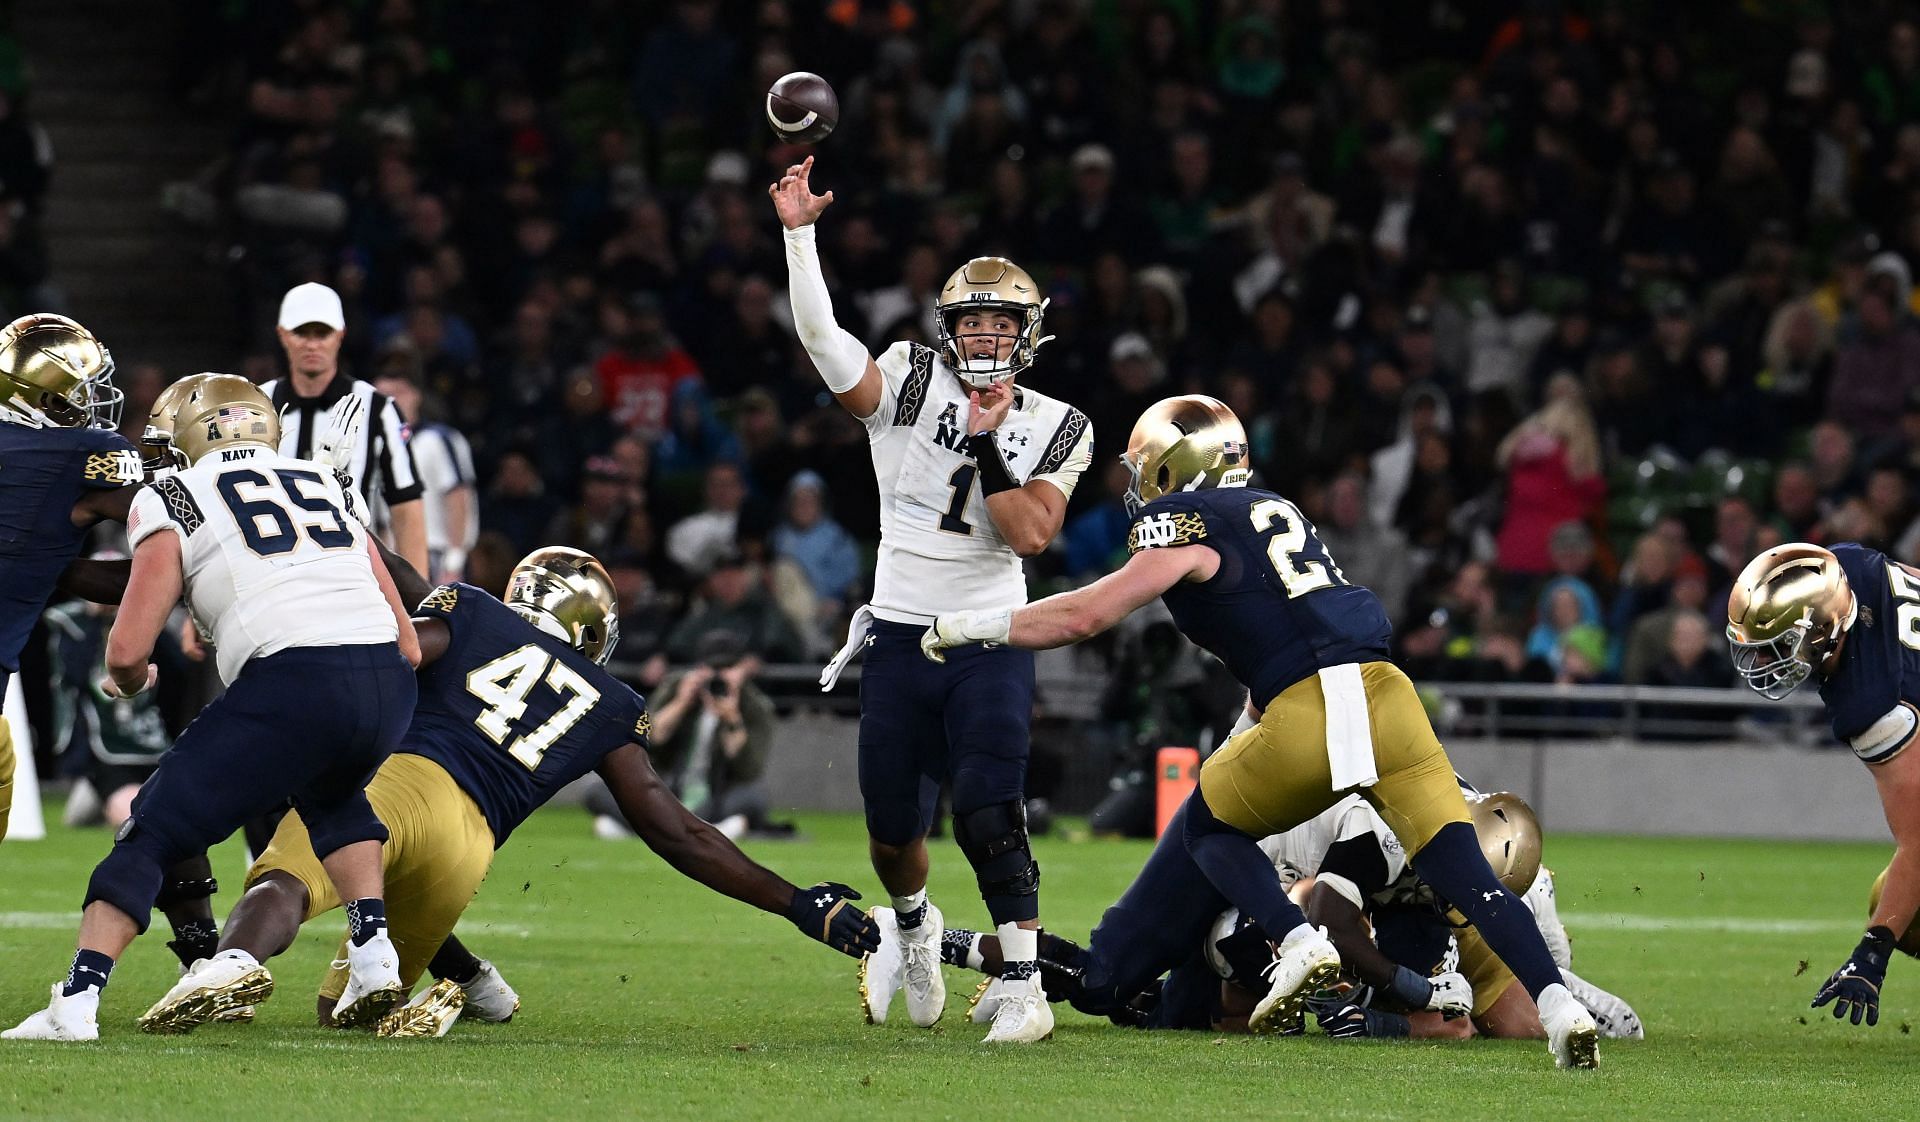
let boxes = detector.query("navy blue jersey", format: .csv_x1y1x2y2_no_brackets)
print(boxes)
1126,487,1393,708
1820,543,1920,746
406,583,649,844
0,424,139,675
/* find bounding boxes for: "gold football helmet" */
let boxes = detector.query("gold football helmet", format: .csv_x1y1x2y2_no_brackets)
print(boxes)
1121,394,1251,514
1727,543,1856,699
169,375,280,466
505,546,621,665
1866,864,1920,958
140,373,222,473
935,256,1051,387
1467,791,1543,895
0,313,121,429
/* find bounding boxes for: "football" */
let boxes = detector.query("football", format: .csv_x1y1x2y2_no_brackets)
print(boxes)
765,71,838,144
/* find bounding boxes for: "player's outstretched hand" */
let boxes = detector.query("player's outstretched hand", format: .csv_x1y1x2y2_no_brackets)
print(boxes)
1425,970,1474,1020
920,609,1013,663
786,882,879,958
1813,928,1894,1026
768,155,834,230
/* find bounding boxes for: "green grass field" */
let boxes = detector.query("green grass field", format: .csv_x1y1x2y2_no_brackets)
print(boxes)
0,806,1909,1120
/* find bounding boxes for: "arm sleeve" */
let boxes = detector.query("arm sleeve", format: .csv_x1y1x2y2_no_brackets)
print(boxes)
1029,415,1094,501
784,224,875,396
375,395,424,504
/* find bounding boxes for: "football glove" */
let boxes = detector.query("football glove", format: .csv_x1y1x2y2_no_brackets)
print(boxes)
1425,970,1474,1020
919,609,1012,663
1308,992,1410,1039
785,882,879,958
1813,927,1895,1026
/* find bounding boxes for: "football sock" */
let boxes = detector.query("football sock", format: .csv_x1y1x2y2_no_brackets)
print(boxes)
891,889,929,931
345,898,388,948
166,918,220,969
62,949,114,996
941,927,987,971
1410,821,1562,999
428,939,484,985
998,923,1038,982
1182,791,1310,939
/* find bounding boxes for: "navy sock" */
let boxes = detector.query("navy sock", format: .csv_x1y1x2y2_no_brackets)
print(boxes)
166,918,220,969
1410,821,1562,998
428,939,483,984
939,928,980,969
345,898,388,948
62,949,115,996
1181,792,1309,940
897,900,928,930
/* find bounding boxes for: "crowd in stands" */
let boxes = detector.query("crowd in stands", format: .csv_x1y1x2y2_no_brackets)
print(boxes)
140,0,1920,701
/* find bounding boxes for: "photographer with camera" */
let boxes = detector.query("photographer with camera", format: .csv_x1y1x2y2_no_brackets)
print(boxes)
590,630,786,841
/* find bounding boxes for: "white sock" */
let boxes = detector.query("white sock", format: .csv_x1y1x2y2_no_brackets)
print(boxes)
998,923,1038,982
963,934,986,971
891,889,929,929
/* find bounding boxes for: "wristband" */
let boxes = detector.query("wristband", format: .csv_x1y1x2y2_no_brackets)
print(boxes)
966,432,1021,496
1386,965,1434,1010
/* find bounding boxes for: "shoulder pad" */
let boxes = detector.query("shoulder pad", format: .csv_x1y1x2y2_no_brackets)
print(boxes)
1033,406,1090,477
1128,506,1210,554
890,342,937,427
82,447,142,487
418,583,461,615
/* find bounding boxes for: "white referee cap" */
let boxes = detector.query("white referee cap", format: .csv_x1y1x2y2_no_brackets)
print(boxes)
278,282,346,332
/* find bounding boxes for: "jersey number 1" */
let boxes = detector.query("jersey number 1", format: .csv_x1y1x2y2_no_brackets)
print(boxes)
466,644,602,770
939,464,977,534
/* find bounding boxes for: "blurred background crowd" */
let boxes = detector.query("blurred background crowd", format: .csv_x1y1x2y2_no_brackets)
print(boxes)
13,0,1920,819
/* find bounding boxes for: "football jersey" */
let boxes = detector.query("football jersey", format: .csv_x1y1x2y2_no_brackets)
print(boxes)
0,423,140,676
126,444,396,685
1820,542,1920,748
1126,486,1393,708
1258,795,1409,899
862,341,1093,624
405,582,650,844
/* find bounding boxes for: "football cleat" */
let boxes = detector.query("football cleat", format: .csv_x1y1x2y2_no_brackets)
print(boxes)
2,984,100,1042
1248,926,1341,1035
967,976,999,1024
982,977,1052,1043
1563,968,1643,1039
378,979,465,1039
859,907,904,1025
1539,983,1601,1070
900,904,946,1027
1526,867,1573,970
331,933,407,1030
138,952,273,1034
459,960,519,1023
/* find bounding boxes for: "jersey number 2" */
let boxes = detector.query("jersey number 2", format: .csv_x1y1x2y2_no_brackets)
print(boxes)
466,644,602,770
1888,563,1920,650
1249,498,1346,597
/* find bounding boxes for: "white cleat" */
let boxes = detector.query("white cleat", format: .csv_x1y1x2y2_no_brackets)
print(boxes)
982,976,1052,1043
899,904,946,1027
1539,982,1601,1069
3,985,100,1042
138,951,273,1034
378,979,465,1038
331,933,407,1030
859,907,904,1024
968,976,1004,1024
1563,968,1643,1039
459,960,519,1023
1249,926,1341,1035
1526,867,1573,970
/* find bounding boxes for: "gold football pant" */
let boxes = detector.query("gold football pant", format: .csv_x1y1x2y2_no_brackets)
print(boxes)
247,752,495,1000
0,718,13,843
1453,920,1520,1018
1198,661,1471,856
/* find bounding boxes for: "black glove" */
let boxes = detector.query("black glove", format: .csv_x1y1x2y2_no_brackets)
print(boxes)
786,882,879,958
1812,927,1895,1027
1308,991,1410,1039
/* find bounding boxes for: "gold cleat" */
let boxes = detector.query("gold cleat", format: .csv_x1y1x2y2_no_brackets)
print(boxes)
330,985,409,1031
1249,959,1339,1036
213,1006,257,1023
138,963,273,1035
377,980,466,1039
966,977,993,1020
1562,1023,1600,1070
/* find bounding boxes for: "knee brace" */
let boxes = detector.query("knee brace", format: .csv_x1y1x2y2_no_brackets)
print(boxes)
953,799,1040,924
153,872,219,911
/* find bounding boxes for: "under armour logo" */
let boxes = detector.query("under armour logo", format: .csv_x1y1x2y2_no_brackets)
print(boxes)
1002,431,1030,448
1482,891,1497,902
815,895,833,908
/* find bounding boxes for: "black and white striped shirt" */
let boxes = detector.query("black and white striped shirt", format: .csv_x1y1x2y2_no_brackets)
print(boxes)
262,373,422,511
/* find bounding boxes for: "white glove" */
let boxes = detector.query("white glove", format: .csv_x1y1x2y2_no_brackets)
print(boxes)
310,393,367,472
919,609,1012,663
1425,970,1474,1019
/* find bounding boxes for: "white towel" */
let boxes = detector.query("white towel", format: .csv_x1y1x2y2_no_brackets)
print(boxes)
819,605,876,692
1319,663,1379,790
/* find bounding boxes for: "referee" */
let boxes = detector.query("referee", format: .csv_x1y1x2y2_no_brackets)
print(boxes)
260,282,428,574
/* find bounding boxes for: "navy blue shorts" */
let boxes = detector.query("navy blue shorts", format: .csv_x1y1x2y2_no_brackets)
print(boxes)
1373,906,1454,976
1074,798,1230,1018
125,642,416,862
857,619,1035,844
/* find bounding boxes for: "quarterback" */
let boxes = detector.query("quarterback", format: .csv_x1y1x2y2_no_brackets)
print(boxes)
139,547,879,1036
772,155,1092,1042
5,376,421,1041
926,395,1599,1068
1728,542,1920,1026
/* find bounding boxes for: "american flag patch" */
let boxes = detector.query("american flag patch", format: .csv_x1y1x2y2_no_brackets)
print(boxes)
1221,439,1246,464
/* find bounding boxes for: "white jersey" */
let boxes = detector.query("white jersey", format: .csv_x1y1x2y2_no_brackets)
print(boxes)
1258,794,1409,903
407,421,476,554
861,341,1093,624
126,445,397,685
